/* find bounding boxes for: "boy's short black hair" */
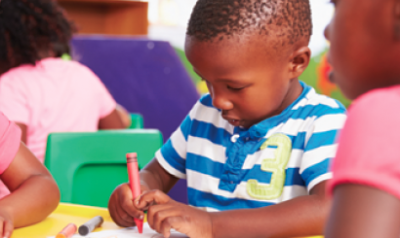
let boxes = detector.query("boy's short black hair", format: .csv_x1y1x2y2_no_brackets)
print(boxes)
187,0,312,45
0,0,76,73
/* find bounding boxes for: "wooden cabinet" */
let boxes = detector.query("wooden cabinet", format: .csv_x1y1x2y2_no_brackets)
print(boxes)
58,0,148,36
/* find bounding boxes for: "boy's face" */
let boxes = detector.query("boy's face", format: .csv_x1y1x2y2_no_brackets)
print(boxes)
185,35,301,129
325,0,400,100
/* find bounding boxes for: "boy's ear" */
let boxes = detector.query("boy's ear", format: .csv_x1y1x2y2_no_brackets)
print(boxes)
288,46,311,79
394,0,400,41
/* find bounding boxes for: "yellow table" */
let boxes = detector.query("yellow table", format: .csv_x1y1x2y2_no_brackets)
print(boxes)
12,203,120,238
12,203,323,238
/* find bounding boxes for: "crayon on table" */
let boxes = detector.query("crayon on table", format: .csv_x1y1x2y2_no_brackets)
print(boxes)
56,223,77,238
78,216,104,236
126,152,143,233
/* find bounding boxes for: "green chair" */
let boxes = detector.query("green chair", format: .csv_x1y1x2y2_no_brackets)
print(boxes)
44,129,163,208
129,113,144,129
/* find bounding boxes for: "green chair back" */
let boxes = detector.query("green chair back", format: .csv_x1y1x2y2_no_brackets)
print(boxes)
129,113,144,129
44,129,162,208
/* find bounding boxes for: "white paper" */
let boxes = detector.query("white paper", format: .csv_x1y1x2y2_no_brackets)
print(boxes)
48,223,188,238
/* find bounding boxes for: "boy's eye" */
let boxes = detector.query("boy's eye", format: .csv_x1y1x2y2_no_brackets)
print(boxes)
227,85,246,91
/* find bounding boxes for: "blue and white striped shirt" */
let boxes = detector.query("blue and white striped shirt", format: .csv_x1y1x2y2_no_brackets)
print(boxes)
156,83,346,211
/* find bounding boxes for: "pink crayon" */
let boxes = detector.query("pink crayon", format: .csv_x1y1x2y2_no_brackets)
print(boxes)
56,223,77,238
126,152,143,234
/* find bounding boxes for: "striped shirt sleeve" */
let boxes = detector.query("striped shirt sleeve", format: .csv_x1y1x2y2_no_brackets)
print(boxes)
156,100,203,179
300,110,347,192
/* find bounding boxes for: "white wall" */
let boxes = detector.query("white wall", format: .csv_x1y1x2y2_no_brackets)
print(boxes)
147,0,333,56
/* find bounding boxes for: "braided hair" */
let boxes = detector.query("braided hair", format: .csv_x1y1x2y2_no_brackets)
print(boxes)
187,0,312,45
0,0,76,73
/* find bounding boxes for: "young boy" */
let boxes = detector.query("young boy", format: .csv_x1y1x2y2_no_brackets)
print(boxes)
324,0,400,237
109,0,346,237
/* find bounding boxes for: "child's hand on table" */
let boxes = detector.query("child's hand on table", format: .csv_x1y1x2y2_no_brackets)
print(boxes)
108,183,150,227
136,190,213,238
0,208,13,238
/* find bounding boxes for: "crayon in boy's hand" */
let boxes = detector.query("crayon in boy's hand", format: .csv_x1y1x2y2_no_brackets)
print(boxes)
126,152,143,233
56,223,77,238
78,216,104,236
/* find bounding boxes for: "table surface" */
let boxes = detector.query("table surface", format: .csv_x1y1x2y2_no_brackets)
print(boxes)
11,203,324,238
12,203,120,238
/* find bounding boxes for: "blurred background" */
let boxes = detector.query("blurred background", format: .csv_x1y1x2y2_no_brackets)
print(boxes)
60,0,350,109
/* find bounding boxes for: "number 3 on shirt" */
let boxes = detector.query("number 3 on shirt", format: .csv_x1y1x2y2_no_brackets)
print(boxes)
247,133,292,200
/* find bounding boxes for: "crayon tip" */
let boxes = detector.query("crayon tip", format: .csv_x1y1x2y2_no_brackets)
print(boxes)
135,219,143,234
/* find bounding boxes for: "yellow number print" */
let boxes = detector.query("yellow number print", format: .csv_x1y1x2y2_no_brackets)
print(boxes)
247,133,292,200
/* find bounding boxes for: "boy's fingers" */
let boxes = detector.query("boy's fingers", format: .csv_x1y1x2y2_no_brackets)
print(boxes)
118,184,144,219
120,196,144,219
3,220,13,238
161,216,187,238
109,184,143,227
146,203,171,230
148,205,181,233
137,190,171,209
109,197,133,227
140,184,150,194
160,218,173,238
114,200,135,227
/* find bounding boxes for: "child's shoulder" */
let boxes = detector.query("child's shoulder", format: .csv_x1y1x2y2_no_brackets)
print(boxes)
198,93,213,107
348,85,400,118
39,58,93,74
354,85,400,105
299,83,346,109
189,93,217,118
293,83,347,117
0,58,75,78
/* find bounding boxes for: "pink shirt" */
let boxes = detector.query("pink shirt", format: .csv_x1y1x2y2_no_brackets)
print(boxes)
329,86,400,199
0,112,22,198
0,58,116,162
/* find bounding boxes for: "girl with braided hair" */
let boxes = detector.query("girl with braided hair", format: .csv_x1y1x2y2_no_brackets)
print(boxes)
0,0,126,197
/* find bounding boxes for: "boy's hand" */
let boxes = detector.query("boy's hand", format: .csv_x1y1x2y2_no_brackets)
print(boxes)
0,208,13,238
108,183,150,227
136,190,213,238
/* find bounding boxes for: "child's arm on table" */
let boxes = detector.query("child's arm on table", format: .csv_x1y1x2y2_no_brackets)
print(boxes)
14,123,27,144
137,181,329,238
108,160,179,227
114,104,132,128
98,107,126,129
0,142,60,237
325,184,400,238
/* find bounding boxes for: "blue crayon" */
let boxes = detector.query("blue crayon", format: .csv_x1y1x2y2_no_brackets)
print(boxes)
78,216,104,236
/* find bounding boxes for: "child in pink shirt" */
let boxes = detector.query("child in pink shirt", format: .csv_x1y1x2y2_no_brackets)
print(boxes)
0,0,126,163
324,0,400,237
0,112,60,238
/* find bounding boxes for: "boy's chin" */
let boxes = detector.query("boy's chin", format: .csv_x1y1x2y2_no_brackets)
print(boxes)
328,71,351,99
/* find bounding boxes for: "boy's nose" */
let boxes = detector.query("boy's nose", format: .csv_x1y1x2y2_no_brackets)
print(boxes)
324,23,331,41
211,94,234,111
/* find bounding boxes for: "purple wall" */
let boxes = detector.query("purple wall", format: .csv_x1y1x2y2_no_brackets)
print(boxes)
71,36,199,204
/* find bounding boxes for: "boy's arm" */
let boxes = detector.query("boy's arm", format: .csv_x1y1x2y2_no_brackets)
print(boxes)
108,159,179,227
211,181,329,238
139,159,180,192
0,142,60,234
325,184,400,238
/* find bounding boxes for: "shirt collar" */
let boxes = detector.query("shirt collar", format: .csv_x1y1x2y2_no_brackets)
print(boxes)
234,81,311,139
